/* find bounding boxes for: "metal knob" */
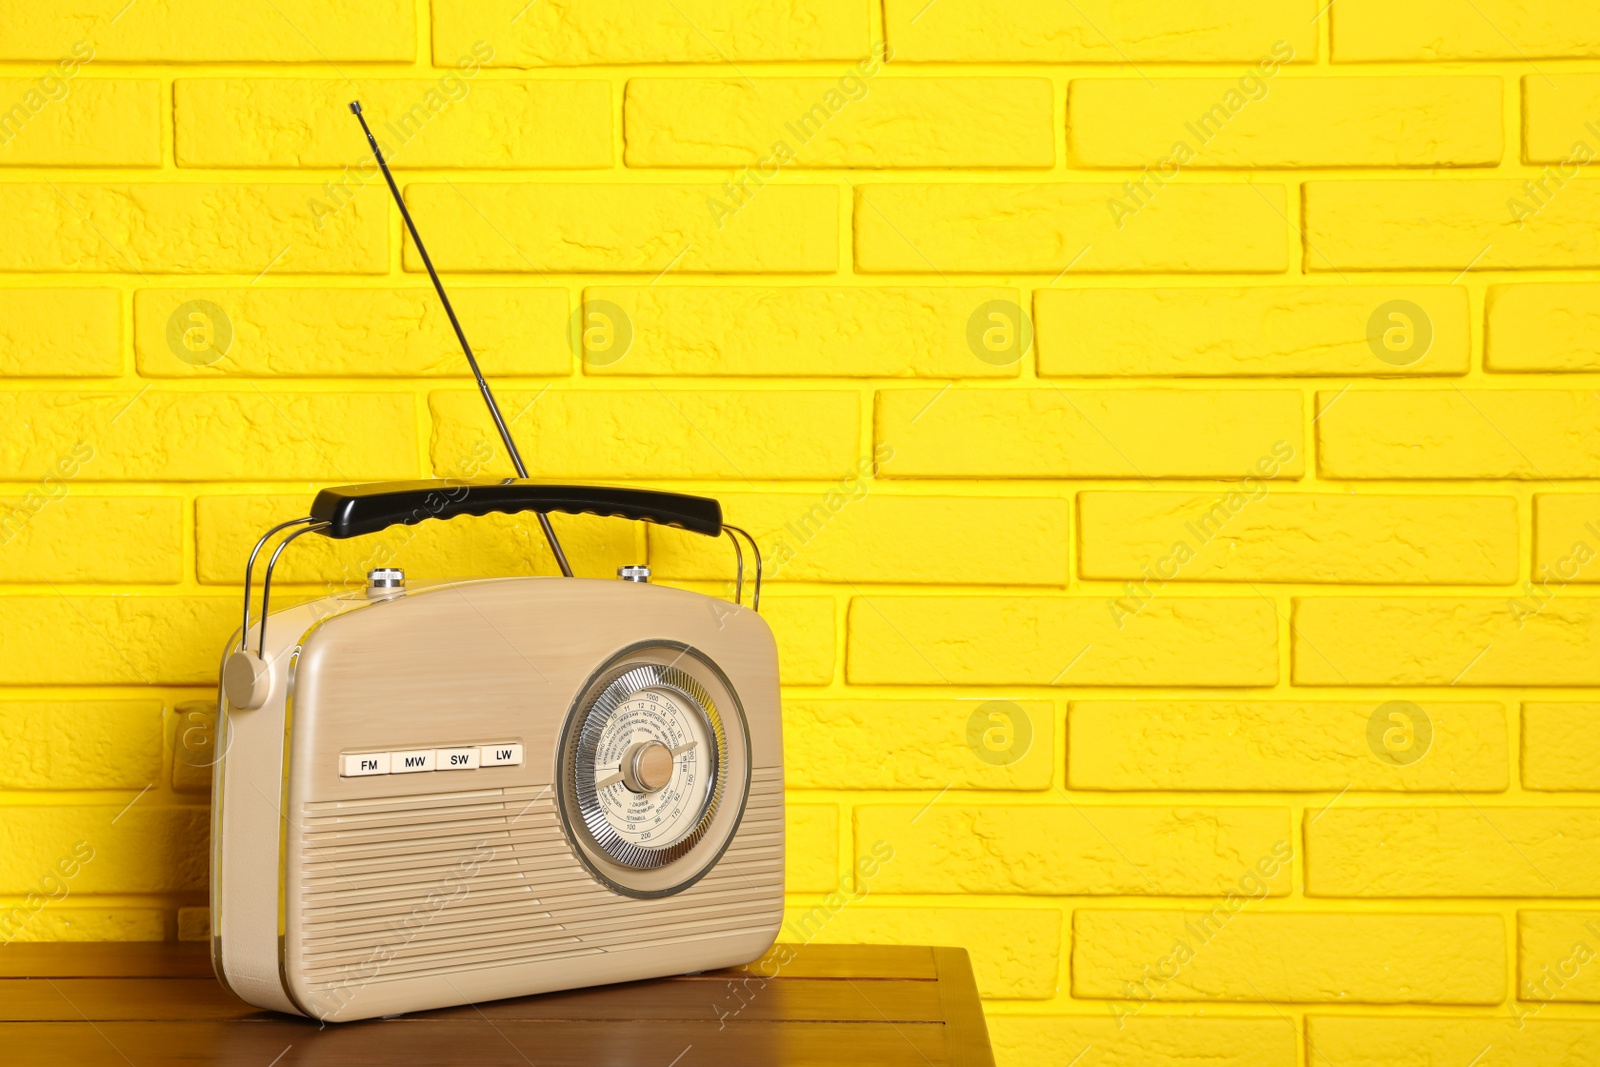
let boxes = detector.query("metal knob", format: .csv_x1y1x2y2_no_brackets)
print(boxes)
367,567,405,598
618,565,651,583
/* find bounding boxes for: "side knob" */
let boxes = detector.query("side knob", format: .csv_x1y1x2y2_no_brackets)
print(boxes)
223,650,272,710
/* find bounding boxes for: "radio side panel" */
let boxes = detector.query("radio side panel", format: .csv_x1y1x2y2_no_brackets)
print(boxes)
275,578,783,1021
212,601,335,1017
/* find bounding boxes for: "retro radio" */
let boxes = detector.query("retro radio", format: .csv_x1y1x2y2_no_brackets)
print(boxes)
208,104,782,1022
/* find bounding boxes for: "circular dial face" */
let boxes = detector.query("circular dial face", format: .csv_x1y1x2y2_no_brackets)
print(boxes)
561,657,735,881
591,687,713,849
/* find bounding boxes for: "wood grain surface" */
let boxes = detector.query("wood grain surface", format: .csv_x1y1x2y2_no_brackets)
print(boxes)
0,943,995,1067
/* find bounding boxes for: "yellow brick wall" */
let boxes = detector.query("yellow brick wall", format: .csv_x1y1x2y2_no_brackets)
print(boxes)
3,1,1600,1063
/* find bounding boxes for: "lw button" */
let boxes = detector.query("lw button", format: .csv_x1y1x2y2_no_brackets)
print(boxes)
392,749,435,774
341,752,390,777
481,743,523,767
437,747,479,770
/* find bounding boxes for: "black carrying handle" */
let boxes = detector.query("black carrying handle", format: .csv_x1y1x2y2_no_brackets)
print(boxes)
310,480,723,540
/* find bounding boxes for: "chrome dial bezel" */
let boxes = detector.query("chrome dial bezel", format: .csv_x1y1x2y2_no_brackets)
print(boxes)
566,662,728,871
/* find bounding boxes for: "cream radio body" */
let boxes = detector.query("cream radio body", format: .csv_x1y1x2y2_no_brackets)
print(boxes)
213,103,782,1022
211,484,783,1022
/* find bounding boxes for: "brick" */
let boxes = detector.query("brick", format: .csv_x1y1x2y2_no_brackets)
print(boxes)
1332,0,1600,61
582,286,1019,378
1069,702,1508,792
784,904,1060,999
1303,180,1600,271
0,596,235,684
1487,284,1600,372
857,805,1290,896
848,596,1277,686
135,287,569,379
649,493,1070,586
1072,910,1504,1003
785,700,1055,790
0,0,415,61
430,390,858,481
1534,495,1600,581
1293,597,1600,687
0,805,206,895
432,0,868,65
625,77,1053,168
1523,703,1600,791
885,0,1313,63
1316,390,1600,479
762,597,836,686
1525,75,1600,164
1036,285,1469,378
786,805,838,893
0,78,160,166
169,700,216,795
989,1016,1296,1067
876,389,1302,479
0,184,386,274
1308,1016,1600,1067
197,494,638,586
0,701,163,790
1070,77,1500,168
1519,911,1600,1001
855,184,1288,273
1307,808,1600,897
1078,491,1517,584
1,908,166,942
0,289,119,377
0,392,416,482
176,79,610,169
0,496,182,583
406,183,836,274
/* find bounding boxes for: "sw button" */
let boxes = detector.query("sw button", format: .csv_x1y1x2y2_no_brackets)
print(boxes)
481,743,523,767
436,747,480,770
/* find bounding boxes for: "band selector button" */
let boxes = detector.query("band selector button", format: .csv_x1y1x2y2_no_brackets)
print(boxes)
392,749,435,773
340,744,518,776
481,743,524,766
436,747,480,770
340,752,390,777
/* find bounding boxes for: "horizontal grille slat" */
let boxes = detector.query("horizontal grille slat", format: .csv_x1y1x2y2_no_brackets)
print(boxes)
302,886,782,959
303,900,779,968
294,782,782,987
302,835,571,878
303,913,779,981
303,869,781,933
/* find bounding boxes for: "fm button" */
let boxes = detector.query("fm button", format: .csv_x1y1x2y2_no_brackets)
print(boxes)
340,752,390,777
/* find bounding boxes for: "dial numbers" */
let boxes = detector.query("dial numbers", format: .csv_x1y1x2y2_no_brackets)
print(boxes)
592,689,712,848
559,652,740,887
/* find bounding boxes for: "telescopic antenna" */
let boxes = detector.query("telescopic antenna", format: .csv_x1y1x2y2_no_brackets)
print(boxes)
348,100,573,578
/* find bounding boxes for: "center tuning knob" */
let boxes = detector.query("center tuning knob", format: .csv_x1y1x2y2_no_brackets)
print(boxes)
622,741,674,793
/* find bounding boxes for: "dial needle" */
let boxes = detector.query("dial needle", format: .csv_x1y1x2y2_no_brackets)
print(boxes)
593,741,697,790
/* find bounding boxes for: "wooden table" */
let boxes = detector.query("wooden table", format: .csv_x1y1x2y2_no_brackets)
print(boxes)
0,942,994,1066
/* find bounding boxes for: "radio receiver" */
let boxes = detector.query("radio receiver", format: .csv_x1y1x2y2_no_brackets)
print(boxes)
208,103,783,1022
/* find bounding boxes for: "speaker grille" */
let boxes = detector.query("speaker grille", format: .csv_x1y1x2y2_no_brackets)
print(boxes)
290,770,782,987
